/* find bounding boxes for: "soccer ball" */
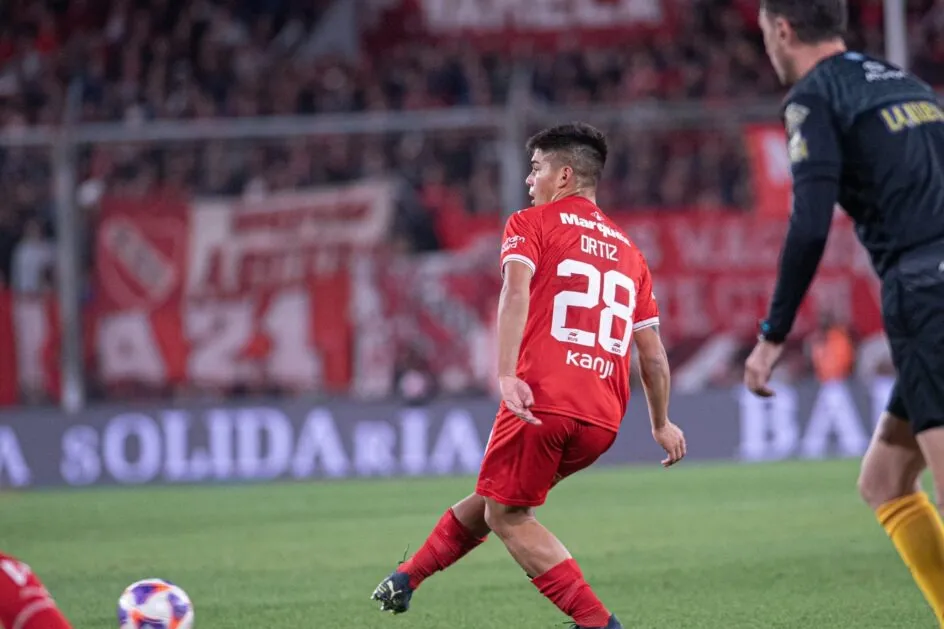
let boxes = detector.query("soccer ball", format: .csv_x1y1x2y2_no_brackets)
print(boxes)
117,578,194,629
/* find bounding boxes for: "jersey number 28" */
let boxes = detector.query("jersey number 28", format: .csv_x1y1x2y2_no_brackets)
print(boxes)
551,259,636,357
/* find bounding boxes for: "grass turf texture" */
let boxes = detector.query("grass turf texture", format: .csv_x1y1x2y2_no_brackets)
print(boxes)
0,459,935,628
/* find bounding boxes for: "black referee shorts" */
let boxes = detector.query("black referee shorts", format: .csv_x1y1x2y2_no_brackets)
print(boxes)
883,242,944,434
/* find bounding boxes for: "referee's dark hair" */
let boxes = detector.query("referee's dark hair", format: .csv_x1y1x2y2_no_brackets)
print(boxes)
761,0,847,44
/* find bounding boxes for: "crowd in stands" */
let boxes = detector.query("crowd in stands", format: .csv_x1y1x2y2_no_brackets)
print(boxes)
0,0,939,402
1,0,942,288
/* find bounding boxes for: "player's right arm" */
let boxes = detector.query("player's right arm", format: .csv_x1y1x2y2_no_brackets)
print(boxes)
634,326,670,430
632,263,685,467
635,326,685,467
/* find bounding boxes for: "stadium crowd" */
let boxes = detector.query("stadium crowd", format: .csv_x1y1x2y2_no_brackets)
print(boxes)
0,0,940,403
0,0,941,290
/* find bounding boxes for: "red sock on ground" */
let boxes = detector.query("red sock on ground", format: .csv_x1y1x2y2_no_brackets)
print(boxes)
399,508,488,590
532,558,611,627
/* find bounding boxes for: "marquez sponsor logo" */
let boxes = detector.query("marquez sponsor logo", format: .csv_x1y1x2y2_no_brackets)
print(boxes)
560,213,630,246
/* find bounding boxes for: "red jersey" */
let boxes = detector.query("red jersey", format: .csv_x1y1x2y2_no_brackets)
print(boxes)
0,553,71,629
499,196,659,433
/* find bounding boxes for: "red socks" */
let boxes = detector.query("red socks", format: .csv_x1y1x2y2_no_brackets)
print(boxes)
532,559,611,627
400,509,488,590
400,511,610,627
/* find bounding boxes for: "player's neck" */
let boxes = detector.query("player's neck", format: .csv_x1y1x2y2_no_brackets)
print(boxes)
551,188,597,206
793,40,847,82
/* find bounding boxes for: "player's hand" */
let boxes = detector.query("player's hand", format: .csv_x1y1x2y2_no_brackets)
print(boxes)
652,421,686,467
744,340,785,398
498,375,541,425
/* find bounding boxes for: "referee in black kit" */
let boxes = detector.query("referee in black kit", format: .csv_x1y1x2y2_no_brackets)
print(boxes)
743,0,944,624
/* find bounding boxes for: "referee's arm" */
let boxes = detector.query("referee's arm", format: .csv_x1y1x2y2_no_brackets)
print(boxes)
762,94,843,343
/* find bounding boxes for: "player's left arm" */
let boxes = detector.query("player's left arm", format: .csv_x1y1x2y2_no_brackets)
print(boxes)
497,261,532,380
761,93,842,343
497,261,538,424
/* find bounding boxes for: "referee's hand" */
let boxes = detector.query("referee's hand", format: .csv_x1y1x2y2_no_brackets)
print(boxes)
744,340,785,398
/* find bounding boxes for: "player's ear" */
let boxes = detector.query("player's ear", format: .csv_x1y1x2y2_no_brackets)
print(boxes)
558,165,573,188
775,16,792,44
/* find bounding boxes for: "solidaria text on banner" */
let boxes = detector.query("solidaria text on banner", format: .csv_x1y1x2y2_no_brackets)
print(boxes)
0,378,897,488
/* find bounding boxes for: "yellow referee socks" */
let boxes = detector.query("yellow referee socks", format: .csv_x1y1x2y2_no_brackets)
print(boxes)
878,492,944,625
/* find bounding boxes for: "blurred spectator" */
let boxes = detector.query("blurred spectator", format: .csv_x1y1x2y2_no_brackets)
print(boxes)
394,347,437,406
808,313,857,383
10,218,53,294
0,208,18,284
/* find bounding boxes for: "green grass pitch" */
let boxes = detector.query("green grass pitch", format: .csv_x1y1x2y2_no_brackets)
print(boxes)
0,459,936,628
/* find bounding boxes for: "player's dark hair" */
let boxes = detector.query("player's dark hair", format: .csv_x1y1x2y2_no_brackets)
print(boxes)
761,0,847,44
526,123,608,187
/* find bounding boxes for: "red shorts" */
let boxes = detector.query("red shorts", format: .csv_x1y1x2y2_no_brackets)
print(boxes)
475,409,617,507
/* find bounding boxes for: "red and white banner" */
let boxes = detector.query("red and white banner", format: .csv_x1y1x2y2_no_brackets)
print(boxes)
744,123,792,218
94,179,395,392
0,294,59,404
610,211,882,342
364,0,674,50
0,291,17,405
0,180,395,405
0,204,884,406
351,244,502,398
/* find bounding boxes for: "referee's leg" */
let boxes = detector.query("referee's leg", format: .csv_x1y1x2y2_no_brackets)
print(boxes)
858,387,924,514
911,382,944,628
865,273,944,626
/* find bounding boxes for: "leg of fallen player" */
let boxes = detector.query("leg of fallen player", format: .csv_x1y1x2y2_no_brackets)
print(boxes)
484,498,614,629
859,412,944,626
370,493,489,614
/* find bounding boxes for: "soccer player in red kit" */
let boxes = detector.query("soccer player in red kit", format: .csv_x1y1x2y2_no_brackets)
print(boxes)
371,123,686,629
0,552,72,629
